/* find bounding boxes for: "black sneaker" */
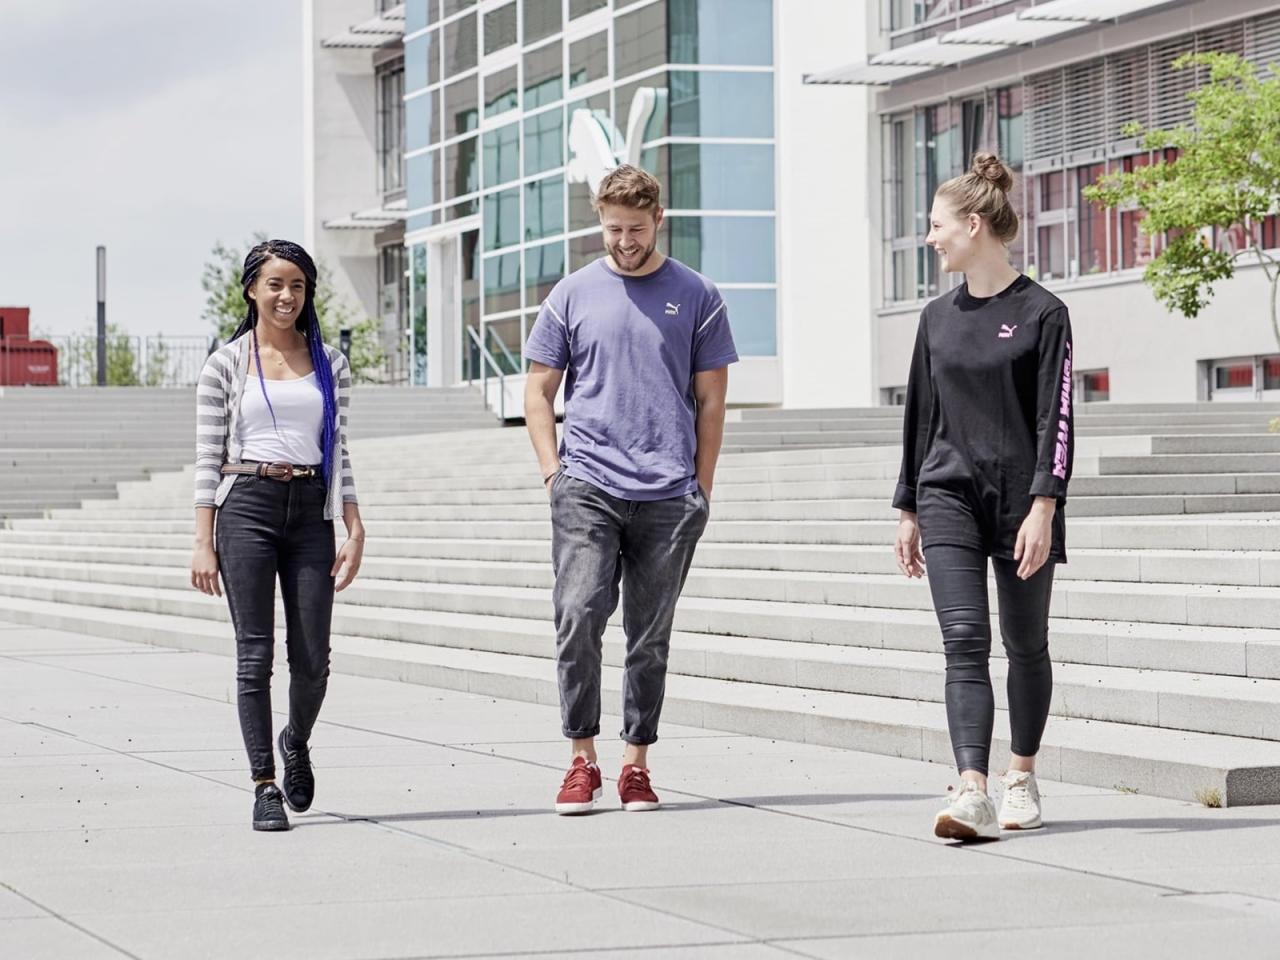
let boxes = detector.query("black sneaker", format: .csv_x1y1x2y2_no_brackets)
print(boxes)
252,783,290,832
277,727,315,813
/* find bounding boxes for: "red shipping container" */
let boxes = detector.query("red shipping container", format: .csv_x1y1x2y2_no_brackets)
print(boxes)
0,307,59,386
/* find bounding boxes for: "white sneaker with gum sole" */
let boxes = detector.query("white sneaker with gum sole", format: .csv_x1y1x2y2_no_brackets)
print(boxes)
998,769,1043,830
934,780,1001,842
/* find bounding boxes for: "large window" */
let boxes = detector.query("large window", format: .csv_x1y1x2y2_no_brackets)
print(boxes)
570,31,609,88
659,144,774,210
410,0,780,374
483,2,517,55
614,3,666,79
525,177,565,241
669,0,773,66
378,65,405,196
523,0,561,43
524,108,563,175
445,75,479,135
404,29,440,90
483,188,521,251
669,70,773,138
406,91,440,150
888,0,1020,47
483,251,521,314
720,288,776,357
524,41,563,109
1205,354,1280,400
406,151,437,211
445,12,478,74
445,136,478,199
484,66,518,118
525,241,565,306
668,216,776,283
482,122,520,188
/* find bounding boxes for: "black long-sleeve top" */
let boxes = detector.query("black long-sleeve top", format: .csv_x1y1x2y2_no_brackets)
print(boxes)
893,274,1075,562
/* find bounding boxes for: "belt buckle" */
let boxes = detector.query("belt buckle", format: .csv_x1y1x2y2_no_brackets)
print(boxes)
291,466,314,479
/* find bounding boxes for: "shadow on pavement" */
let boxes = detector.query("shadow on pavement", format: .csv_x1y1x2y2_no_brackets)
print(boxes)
299,792,936,826
1009,816,1280,837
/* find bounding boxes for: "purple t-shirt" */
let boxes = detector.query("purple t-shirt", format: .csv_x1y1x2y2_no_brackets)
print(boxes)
524,256,739,501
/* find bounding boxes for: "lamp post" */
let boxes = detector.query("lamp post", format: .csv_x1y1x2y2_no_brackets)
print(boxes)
96,246,106,386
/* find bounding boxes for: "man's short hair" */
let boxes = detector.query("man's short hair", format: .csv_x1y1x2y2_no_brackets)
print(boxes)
592,164,662,216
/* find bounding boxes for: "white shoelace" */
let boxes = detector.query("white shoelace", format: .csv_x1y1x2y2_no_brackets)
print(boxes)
1003,774,1034,811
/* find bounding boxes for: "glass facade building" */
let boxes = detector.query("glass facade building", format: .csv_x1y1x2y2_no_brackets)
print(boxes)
402,0,777,385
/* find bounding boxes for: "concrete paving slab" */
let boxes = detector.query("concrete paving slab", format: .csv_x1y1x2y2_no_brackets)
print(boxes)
72,891,746,960
610,872,1233,941
5,617,1280,960
8,831,564,917
0,888,44,920
0,917,125,960
776,916,1280,960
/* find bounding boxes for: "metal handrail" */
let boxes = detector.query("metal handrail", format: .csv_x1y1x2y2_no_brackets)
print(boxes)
485,324,520,375
465,324,506,421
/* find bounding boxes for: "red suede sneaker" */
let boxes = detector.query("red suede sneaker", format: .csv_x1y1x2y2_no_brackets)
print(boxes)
618,764,660,812
554,756,602,815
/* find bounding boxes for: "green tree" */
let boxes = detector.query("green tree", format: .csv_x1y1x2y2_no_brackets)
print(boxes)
143,336,171,387
1084,52,1280,348
201,234,386,381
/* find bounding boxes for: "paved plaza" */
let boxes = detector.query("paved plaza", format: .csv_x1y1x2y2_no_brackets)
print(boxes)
3,618,1280,959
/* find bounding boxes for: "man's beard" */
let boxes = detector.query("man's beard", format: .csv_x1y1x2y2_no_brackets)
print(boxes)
606,237,657,273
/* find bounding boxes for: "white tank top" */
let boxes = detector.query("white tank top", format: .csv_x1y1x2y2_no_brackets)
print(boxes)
237,372,325,465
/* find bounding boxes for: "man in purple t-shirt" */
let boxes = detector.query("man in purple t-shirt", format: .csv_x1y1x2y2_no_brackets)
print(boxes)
523,164,738,815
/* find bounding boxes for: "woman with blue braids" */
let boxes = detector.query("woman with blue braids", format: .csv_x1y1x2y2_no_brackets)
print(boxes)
190,239,364,832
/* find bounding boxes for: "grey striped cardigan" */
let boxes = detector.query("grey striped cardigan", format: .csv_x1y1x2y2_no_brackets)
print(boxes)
194,337,357,520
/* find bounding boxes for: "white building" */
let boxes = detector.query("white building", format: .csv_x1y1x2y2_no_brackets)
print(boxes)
807,0,1280,405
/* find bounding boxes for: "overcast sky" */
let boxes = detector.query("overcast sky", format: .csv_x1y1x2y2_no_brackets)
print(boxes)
0,0,304,339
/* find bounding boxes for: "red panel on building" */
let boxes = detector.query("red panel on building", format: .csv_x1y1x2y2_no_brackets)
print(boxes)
0,307,59,386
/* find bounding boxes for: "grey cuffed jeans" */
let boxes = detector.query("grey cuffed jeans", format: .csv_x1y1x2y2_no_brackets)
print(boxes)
549,471,710,745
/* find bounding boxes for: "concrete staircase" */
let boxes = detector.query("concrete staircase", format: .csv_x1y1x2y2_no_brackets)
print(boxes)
0,386,498,519
721,401,1280,452
3,414,1280,806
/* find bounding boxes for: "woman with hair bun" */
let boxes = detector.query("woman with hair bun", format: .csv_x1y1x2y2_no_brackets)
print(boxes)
893,153,1074,842
190,239,364,832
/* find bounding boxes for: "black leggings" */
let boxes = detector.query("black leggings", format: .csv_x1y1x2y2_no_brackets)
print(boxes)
216,473,336,781
923,545,1055,776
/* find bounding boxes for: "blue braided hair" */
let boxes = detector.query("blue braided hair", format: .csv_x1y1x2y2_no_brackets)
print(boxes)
229,239,338,489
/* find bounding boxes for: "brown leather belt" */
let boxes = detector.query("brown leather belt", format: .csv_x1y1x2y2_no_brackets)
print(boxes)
221,461,318,482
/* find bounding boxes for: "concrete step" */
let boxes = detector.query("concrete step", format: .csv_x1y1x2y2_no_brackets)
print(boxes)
130,453,1280,504
10,512,1280,547
723,425,1278,448
6,563,1280,740
8,515,1280,550
67,472,1280,511
1101,453,1280,475
735,402,1280,419
1,592,1276,805
5,536,1279,589
2,563,1280,670
3,567,1280,744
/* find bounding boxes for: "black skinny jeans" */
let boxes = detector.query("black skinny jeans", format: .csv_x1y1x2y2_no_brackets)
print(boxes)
216,472,336,781
923,545,1055,777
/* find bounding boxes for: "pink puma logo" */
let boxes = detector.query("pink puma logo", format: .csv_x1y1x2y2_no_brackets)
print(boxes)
998,324,1018,339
